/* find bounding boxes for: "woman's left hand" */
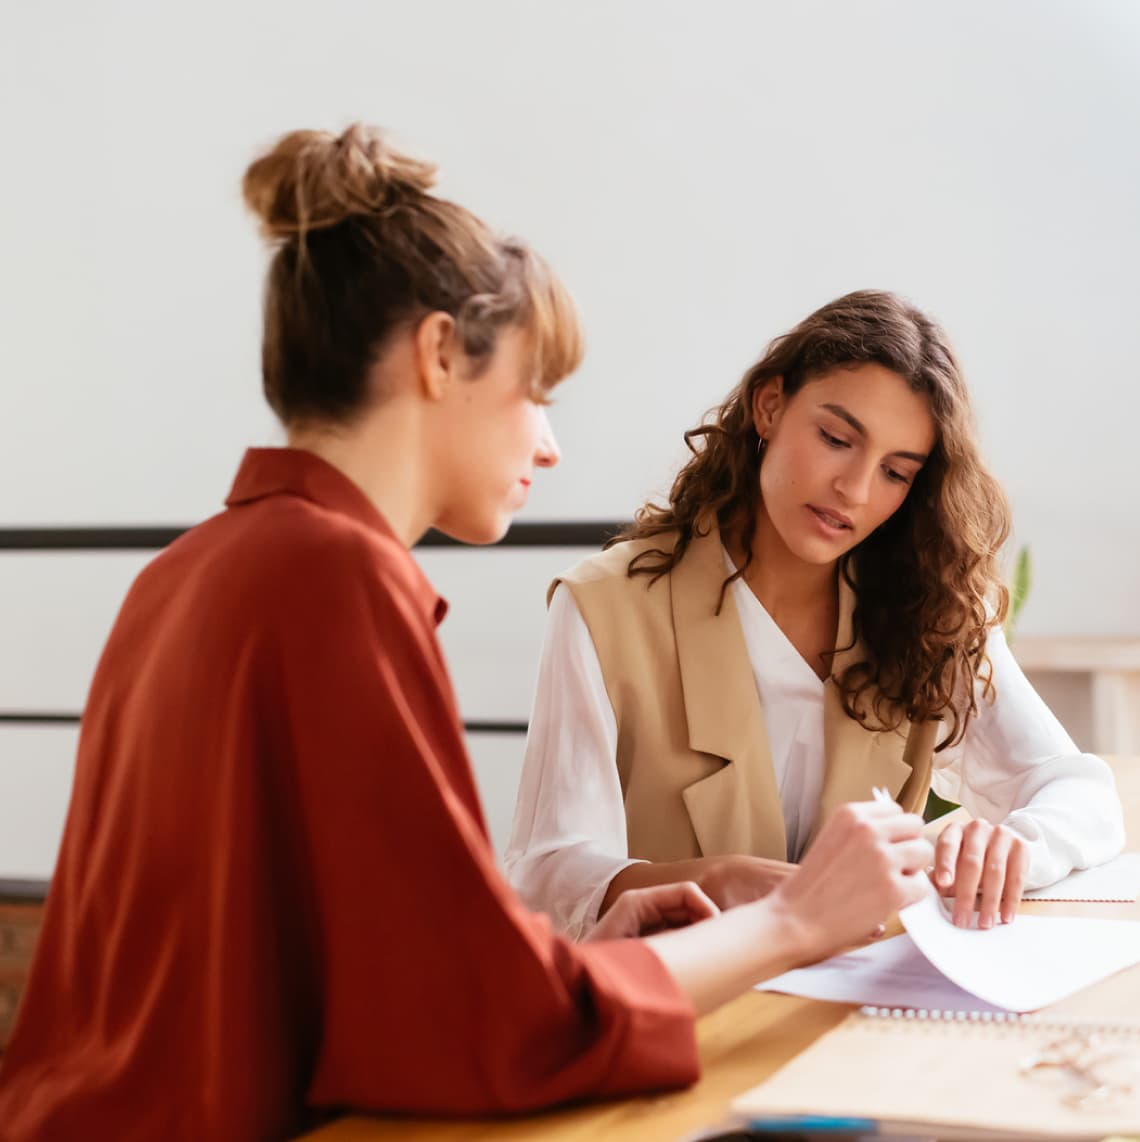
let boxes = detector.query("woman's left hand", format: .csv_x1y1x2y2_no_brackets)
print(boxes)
585,881,720,941
933,819,1028,928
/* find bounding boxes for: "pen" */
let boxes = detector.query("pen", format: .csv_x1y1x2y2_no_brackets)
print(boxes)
744,1113,877,1134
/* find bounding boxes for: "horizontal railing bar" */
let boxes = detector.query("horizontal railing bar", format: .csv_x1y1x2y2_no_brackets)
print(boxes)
0,521,625,552
0,878,49,902
0,712,527,735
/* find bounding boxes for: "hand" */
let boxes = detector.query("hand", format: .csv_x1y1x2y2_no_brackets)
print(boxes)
698,854,797,910
767,800,933,964
586,881,720,941
933,819,1028,929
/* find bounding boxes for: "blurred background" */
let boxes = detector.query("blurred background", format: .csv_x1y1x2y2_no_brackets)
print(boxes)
2,0,1138,880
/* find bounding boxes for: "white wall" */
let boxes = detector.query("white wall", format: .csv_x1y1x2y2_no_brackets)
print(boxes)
3,1,1139,877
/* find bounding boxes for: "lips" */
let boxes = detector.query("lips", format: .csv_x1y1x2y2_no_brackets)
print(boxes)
808,505,853,531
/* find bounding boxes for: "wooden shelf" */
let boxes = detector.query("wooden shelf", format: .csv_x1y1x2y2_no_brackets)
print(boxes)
1014,637,1140,755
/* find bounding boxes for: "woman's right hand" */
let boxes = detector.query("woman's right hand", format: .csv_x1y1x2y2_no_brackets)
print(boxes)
766,800,933,964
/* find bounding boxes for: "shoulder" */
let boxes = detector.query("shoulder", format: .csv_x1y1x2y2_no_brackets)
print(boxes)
557,532,680,590
183,495,438,632
548,532,680,621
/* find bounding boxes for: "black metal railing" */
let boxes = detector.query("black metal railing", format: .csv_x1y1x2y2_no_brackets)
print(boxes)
1,520,626,730
0,519,623,899
0,519,621,732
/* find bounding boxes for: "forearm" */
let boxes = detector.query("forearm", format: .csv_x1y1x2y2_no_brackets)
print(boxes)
643,896,808,1016
1003,765,1125,886
601,859,715,915
601,855,796,915
953,627,1125,887
645,801,934,1019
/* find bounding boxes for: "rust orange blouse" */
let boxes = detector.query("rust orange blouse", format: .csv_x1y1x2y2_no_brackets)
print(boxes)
0,449,697,1141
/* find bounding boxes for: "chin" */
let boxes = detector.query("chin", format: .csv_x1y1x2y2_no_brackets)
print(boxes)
784,528,857,566
434,511,512,547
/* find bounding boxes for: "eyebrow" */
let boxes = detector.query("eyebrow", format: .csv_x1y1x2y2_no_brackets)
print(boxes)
820,402,929,463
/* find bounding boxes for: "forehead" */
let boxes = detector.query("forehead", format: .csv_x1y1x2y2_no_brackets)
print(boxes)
797,363,937,454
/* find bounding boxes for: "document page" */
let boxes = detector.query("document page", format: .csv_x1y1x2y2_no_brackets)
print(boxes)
756,933,1002,1012
757,884,1140,1013
900,888,1140,1011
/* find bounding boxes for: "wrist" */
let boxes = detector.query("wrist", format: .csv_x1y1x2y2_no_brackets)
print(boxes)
762,882,822,965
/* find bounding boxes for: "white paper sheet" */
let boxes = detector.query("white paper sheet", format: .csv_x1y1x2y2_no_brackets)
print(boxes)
756,933,1003,1013
1023,852,1140,901
900,887,1140,1011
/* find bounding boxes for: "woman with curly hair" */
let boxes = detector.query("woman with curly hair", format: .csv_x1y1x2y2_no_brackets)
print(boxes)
506,290,1123,938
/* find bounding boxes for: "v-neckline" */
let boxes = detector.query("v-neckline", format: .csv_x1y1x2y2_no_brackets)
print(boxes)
723,547,827,691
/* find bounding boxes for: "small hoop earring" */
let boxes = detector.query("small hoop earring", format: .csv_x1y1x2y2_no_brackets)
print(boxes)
757,435,767,458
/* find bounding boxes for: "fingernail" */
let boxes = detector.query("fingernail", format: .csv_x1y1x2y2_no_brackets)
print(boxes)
979,916,993,930
1001,911,1013,924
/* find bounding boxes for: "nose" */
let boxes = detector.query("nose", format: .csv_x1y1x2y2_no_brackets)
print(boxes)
834,455,874,506
534,408,561,469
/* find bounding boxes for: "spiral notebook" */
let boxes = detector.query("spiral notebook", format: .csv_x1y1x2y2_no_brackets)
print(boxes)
1023,853,1140,902
733,1006,1140,1140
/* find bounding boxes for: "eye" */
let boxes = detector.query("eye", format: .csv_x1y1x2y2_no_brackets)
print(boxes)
819,428,849,449
883,466,912,486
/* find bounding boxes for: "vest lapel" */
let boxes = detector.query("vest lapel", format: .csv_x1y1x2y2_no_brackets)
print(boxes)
812,573,919,842
671,521,787,859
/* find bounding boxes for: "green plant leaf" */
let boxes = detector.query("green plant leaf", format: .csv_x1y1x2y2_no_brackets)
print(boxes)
1005,544,1032,644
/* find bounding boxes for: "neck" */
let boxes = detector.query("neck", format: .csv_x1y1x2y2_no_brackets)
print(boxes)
286,400,435,548
732,507,838,625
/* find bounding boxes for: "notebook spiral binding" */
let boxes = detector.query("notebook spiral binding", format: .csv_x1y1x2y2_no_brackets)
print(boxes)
859,1006,1140,1035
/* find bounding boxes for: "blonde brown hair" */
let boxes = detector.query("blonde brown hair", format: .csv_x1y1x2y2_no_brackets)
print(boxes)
242,124,582,424
617,290,1011,748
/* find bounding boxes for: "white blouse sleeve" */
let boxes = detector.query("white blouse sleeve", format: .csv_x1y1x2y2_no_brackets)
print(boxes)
931,623,1125,889
503,584,642,940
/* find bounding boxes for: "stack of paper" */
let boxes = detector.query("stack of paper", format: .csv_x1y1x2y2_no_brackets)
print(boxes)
759,870,1140,1012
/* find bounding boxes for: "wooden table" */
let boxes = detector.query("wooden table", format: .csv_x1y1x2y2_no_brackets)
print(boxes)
301,757,1140,1142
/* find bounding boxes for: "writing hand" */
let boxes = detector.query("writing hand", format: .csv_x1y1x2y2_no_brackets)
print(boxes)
769,800,933,964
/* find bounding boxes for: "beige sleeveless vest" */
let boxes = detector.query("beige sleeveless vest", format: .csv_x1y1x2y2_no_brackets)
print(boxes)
552,521,936,862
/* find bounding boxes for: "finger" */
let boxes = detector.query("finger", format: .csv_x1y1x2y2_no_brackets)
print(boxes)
1000,836,1029,924
952,822,991,927
862,921,888,943
839,802,927,841
933,824,962,893
622,882,721,931
585,896,635,941
847,800,926,829
894,867,933,910
649,881,720,925
875,811,929,842
680,882,720,921
976,829,1012,930
890,836,935,876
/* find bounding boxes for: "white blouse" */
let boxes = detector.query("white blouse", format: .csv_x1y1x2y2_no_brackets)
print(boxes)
504,566,1125,940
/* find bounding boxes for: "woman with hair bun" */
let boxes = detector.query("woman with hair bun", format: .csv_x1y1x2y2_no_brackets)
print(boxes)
507,290,1123,938
0,130,934,1140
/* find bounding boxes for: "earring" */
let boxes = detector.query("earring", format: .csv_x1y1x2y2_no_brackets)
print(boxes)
757,435,767,458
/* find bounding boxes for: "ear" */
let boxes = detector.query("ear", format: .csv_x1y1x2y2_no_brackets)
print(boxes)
413,312,458,401
750,376,786,438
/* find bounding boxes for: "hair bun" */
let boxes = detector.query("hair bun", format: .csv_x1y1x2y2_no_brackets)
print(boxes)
242,123,437,242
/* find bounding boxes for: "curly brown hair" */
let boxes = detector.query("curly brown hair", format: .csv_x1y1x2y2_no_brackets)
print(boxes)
614,290,1011,748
